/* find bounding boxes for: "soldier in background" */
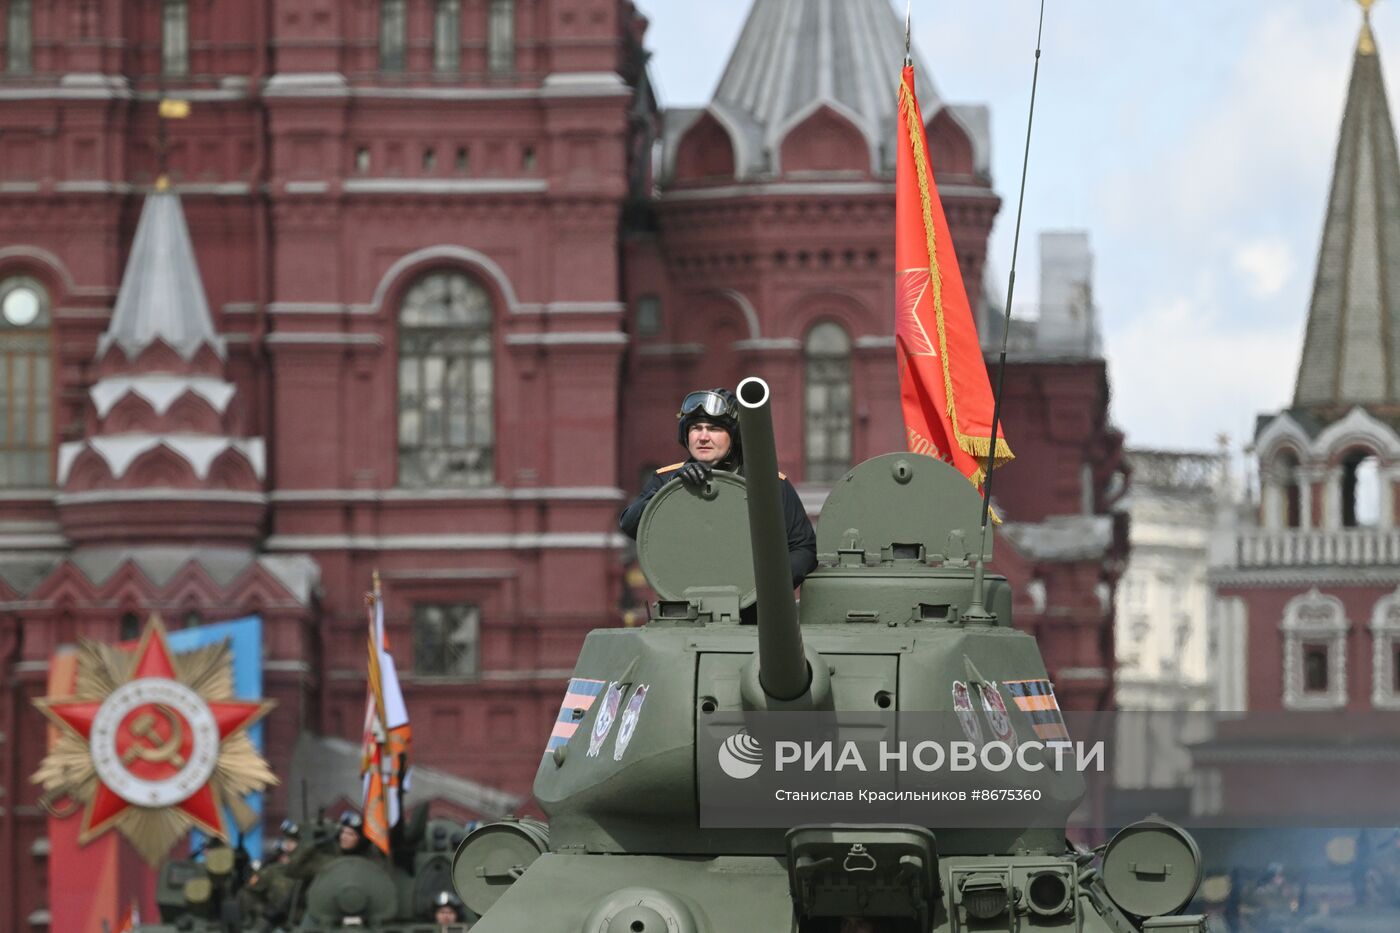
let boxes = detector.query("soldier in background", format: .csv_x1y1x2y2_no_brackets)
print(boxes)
431,890,469,928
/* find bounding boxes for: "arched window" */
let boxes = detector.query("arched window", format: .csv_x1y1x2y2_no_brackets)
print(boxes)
433,0,460,73
804,321,852,483
1371,588,1400,709
1341,449,1380,528
161,0,188,76
380,0,407,72
1266,449,1301,529
1280,588,1348,710
0,275,52,487
487,0,514,74
398,271,494,487
6,0,32,74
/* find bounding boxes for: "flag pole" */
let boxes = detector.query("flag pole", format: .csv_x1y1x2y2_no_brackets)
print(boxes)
967,0,1047,620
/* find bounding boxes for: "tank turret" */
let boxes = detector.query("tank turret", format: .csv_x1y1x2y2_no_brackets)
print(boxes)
454,378,1207,933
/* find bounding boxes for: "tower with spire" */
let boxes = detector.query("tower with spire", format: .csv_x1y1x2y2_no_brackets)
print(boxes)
1202,1,1400,828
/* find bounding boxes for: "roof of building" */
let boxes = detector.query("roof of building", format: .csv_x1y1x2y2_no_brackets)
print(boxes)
663,0,990,180
98,191,226,362
1293,12,1400,410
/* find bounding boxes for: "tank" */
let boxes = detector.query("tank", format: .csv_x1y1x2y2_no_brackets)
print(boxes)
135,816,476,932
454,377,1211,933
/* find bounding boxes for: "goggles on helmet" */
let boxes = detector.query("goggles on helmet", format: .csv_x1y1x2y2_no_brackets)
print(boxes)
678,390,736,420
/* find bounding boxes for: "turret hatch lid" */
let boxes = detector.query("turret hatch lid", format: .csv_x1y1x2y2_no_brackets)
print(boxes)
637,471,757,609
816,454,992,562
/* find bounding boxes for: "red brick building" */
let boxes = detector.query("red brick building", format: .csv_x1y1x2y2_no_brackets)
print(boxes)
1203,9,1400,835
0,1,1126,928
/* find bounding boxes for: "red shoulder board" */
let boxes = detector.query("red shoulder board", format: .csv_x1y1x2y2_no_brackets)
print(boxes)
657,462,686,474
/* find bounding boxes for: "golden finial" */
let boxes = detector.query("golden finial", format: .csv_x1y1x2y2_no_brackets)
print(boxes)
154,174,170,192
1359,0,1378,56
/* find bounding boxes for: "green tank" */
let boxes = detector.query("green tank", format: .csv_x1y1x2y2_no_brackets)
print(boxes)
454,377,1211,933
136,817,475,932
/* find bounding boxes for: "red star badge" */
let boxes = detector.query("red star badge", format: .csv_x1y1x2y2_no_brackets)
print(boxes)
35,619,275,851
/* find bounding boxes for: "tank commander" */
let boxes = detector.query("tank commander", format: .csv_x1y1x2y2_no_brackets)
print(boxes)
620,387,817,587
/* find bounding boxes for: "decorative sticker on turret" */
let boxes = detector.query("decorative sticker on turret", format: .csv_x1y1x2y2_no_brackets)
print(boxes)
951,681,983,744
979,681,1018,748
1002,678,1071,745
544,677,606,757
612,684,649,761
588,681,625,757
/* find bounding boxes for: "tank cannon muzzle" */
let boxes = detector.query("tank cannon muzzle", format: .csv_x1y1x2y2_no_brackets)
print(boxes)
736,377,810,702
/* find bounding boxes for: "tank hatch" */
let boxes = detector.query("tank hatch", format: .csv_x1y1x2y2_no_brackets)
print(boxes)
817,452,992,564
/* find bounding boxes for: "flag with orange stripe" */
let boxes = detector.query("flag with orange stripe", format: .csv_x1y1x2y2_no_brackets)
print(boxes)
361,576,412,855
895,63,1013,490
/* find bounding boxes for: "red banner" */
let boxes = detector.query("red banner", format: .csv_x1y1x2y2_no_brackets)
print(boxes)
895,64,1013,489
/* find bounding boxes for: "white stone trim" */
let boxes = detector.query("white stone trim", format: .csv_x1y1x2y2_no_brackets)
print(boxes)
0,246,81,293
1370,587,1400,709
263,333,383,347
515,302,625,315
1314,406,1400,460
856,335,896,349
54,489,267,507
284,181,330,194
263,532,627,551
89,375,236,418
1279,587,1349,710
733,337,800,351
539,72,630,98
503,332,627,346
57,436,265,483
369,245,522,315
711,288,761,339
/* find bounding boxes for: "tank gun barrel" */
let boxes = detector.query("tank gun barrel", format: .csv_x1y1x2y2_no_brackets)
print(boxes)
736,377,809,701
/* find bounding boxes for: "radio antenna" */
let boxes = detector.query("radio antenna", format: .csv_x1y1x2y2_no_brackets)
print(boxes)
968,0,1047,620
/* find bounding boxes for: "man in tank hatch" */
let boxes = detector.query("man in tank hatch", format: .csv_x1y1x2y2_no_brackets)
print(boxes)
619,387,817,587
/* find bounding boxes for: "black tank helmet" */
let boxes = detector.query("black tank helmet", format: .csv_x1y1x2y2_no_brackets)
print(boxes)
433,890,465,918
676,388,741,451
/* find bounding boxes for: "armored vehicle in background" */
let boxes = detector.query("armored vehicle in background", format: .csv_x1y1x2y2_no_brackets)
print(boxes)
454,377,1209,932
136,817,473,931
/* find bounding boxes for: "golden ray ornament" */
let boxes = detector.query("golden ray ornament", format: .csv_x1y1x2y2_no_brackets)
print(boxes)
32,616,277,865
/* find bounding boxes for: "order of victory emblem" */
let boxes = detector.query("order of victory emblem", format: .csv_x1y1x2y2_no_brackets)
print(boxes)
31,617,276,864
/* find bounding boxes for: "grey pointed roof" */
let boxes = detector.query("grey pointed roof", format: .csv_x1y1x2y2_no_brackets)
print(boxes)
675,0,988,180
98,191,225,361
1294,17,1400,408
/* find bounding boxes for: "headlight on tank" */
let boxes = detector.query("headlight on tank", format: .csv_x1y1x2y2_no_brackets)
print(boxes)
958,874,1010,920
1100,818,1203,919
1026,869,1072,916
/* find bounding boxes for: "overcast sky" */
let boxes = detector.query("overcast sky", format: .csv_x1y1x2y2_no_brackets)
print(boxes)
637,1,1397,456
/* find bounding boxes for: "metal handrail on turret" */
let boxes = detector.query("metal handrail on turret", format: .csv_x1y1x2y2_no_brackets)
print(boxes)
735,377,809,701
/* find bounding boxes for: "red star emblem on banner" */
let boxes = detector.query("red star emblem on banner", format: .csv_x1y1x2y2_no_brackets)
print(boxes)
33,618,276,859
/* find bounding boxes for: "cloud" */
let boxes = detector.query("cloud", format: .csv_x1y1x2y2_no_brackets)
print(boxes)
1233,239,1294,298
1106,297,1298,450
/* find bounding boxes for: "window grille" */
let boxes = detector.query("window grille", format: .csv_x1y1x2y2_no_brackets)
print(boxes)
398,272,494,487
804,321,852,483
413,603,480,678
0,277,51,487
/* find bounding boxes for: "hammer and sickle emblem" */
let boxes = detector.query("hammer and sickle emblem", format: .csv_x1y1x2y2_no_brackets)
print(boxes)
122,705,186,769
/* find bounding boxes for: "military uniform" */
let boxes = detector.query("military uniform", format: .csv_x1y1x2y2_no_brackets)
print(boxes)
619,459,817,586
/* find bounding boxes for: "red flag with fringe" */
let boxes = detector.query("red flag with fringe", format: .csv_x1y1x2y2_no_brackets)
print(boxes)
895,63,1012,490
